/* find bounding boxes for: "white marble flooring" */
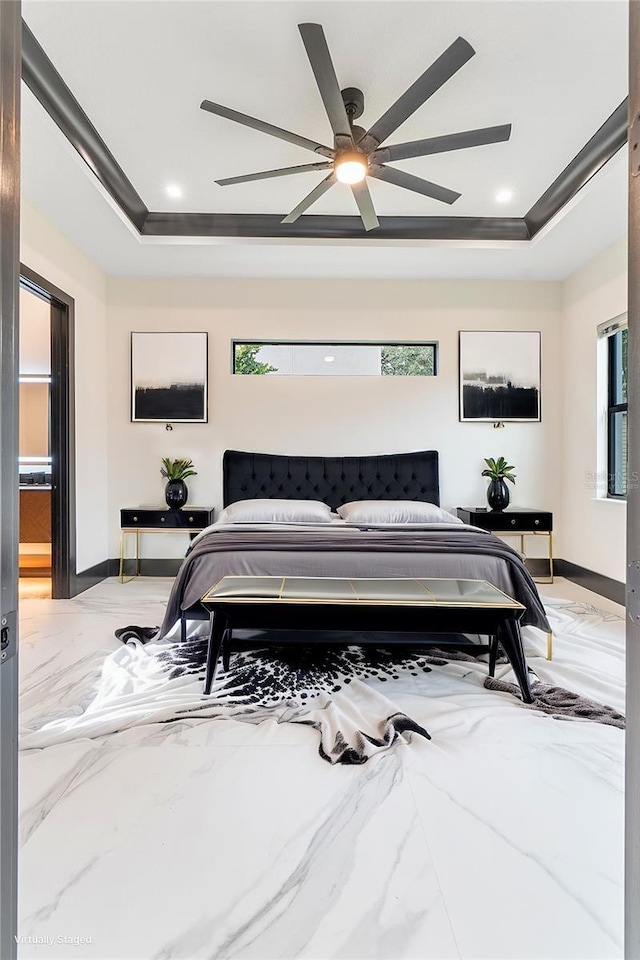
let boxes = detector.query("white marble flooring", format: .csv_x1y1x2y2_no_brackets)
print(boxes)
17,577,625,960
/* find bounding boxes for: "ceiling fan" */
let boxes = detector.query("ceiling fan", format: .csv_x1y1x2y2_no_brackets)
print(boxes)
200,23,512,231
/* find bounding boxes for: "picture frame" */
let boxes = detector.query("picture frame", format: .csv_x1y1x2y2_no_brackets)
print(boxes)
131,332,208,423
458,330,541,422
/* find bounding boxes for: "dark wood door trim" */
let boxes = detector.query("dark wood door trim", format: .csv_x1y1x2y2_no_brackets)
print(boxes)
626,2,640,952
20,264,76,599
0,5,21,956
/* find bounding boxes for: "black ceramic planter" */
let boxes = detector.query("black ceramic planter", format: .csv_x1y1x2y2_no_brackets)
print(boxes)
165,479,188,509
487,478,510,512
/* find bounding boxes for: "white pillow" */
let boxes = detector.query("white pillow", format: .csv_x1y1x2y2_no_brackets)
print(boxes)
218,498,332,524
336,499,463,525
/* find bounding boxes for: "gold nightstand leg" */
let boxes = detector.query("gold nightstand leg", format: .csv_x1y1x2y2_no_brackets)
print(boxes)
136,528,140,578
546,630,553,661
119,530,125,583
530,531,554,585
120,530,138,584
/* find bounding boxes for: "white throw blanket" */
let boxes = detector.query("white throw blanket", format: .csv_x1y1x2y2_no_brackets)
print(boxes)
20,596,625,764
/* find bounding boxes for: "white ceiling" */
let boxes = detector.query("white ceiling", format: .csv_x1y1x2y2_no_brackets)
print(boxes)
20,0,629,279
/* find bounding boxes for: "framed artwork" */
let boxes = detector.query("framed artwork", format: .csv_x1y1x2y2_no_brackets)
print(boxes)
131,332,208,422
459,331,541,422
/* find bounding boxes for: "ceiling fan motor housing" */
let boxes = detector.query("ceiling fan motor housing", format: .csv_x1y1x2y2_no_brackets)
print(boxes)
341,87,365,120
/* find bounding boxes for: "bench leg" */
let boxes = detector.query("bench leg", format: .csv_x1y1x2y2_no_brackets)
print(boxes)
489,636,499,678
180,613,187,644
222,628,232,672
498,619,533,704
204,611,227,695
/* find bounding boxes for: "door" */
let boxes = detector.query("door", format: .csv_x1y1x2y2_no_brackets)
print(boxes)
0,3,21,957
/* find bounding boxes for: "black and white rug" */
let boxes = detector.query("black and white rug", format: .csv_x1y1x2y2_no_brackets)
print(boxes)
20,597,625,764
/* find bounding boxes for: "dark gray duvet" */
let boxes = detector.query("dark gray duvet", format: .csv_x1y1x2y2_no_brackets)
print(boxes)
160,523,551,636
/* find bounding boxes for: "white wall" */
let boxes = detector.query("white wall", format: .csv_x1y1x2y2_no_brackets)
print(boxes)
561,237,627,582
21,199,627,579
21,200,109,572
107,277,563,558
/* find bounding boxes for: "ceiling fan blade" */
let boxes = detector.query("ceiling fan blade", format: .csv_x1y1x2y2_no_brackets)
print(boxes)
200,100,334,158
370,164,460,204
372,124,512,163
362,37,475,149
298,23,353,144
216,161,332,186
282,172,337,223
351,180,379,231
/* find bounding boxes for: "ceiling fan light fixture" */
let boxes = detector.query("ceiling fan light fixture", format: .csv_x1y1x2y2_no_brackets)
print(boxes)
335,151,368,184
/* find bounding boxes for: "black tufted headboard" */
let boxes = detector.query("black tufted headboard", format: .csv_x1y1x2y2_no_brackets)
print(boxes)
222,450,440,512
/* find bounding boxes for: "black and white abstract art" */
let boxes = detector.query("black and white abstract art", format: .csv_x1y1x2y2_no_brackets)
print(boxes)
131,332,208,422
459,330,541,422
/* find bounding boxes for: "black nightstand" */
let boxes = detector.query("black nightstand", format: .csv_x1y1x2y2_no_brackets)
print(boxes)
119,507,215,582
457,507,554,661
457,507,553,584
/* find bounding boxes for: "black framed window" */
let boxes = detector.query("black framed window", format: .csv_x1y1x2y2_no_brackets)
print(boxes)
607,327,628,498
232,341,438,376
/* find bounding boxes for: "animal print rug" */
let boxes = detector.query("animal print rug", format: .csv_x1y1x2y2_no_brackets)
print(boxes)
20,597,625,764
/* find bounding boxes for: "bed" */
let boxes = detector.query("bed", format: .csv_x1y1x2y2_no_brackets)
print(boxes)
160,449,550,639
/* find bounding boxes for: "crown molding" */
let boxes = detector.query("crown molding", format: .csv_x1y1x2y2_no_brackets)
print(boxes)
22,21,148,232
525,100,628,238
142,212,530,241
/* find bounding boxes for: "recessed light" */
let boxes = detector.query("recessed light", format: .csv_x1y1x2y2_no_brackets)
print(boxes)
495,188,513,204
324,355,335,363
165,184,183,199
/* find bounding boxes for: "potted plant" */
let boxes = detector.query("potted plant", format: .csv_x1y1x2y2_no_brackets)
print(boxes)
160,457,198,510
481,456,516,512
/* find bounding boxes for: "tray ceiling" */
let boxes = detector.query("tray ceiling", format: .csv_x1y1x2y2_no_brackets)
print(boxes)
20,0,629,277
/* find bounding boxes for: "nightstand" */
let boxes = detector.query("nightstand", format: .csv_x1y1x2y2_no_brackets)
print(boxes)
456,507,553,582
457,506,554,660
119,507,215,582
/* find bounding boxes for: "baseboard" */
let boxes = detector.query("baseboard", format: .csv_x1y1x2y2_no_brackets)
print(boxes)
523,558,552,578
554,560,625,607
72,559,110,597
108,558,183,578
104,555,626,607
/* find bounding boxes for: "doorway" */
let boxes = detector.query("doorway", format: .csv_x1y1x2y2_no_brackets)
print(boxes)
19,266,75,600
18,285,51,598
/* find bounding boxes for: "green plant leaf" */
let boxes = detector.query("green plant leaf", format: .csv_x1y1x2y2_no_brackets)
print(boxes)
160,457,198,480
482,456,516,483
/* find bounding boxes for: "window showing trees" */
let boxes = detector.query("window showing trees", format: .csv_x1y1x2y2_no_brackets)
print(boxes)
232,341,437,376
608,326,628,498
233,344,278,376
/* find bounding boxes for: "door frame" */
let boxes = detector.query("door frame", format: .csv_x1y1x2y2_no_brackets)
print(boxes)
19,265,75,599
627,3,640,956
0,3,21,956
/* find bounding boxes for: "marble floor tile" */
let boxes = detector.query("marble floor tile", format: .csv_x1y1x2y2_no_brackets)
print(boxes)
405,734,623,960
16,576,625,960
19,741,459,960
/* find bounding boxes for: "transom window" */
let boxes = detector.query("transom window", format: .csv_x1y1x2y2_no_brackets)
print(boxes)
232,341,437,377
